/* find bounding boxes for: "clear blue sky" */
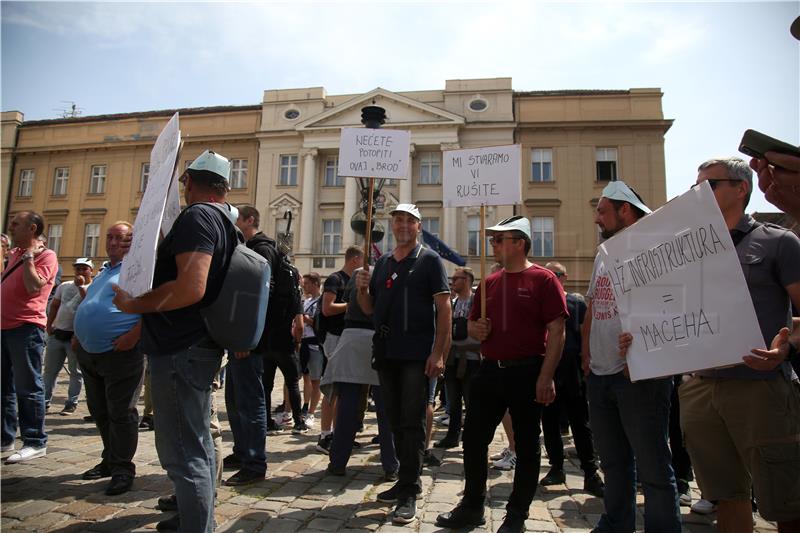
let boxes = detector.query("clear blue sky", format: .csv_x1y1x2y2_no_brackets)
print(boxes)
2,1,798,213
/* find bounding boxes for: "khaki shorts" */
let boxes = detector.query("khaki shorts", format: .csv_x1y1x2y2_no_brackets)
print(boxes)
679,374,800,522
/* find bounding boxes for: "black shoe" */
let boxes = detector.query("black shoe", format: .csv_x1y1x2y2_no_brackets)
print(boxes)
584,471,605,497
266,419,284,435
316,434,332,454
423,449,442,467
222,453,241,469
326,463,346,476
384,470,398,482
59,404,77,416
436,502,486,528
225,468,265,486
377,483,422,503
392,497,417,524
83,415,95,422
156,494,177,511
105,474,134,495
139,415,154,431
352,439,362,449
82,463,112,480
540,467,566,486
273,402,285,414
497,512,526,533
156,514,179,532
370,435,380,444
433,435,459,449
292,421,309,435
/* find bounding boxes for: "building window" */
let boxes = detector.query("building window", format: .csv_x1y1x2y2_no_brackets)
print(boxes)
84,223,101,257
284,109,300,120
422,217,440,239
18,169,34,197
324,156,343,187
419,152,441,185
468,216,481,256
321,219,342,255
48,224,63,256
89,165,107,194
53,167,69,196
531,149,553,182
279,154,298,186
596,148,618,182
531,217,554,257
230,159,248,189
469,98,488,112
140,163,150,192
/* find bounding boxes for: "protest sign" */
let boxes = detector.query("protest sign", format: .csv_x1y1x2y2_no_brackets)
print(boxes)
442,144,521,208
597,180,765,381
119,113,181,297
338,127,410,179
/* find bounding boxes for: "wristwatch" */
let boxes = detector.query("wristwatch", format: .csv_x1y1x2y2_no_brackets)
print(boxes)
21,251,34,262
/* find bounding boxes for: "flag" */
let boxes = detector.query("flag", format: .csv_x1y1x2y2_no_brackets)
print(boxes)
421,229,466,266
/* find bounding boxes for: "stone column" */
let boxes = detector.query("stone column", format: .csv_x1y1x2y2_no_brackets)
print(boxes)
298,149,318,254
441,142,460,251
342,177,357,249
399,143,415,204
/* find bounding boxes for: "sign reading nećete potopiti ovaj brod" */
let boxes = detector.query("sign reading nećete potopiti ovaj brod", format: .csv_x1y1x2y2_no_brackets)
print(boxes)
337,127,410,179
596,179,765,381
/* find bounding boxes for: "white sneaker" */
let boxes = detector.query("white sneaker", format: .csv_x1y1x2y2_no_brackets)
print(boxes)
1,442,14,452
492,450,517,470
279,412,293,425
5,445,46,463
691,499,717,515
490,447,511,461
305,414,316,428
433,414,449,426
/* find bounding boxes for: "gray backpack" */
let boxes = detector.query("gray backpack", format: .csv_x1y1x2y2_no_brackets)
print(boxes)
197,203,271,352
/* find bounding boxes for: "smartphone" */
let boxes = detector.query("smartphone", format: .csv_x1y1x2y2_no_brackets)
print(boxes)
738,129,800,162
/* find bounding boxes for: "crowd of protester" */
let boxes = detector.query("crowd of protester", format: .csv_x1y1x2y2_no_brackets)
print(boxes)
1,132,799,531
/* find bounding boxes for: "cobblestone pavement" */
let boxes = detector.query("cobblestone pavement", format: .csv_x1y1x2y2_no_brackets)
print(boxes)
1,374,779,532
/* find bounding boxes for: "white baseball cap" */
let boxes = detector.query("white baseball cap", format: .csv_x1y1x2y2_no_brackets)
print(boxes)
187,150,231,183
601,181,652,214
73,257,94,268
486,215,531,240
390,203,422,221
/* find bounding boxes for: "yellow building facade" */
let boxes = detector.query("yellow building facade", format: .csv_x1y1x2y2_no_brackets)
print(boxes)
2,78,671,292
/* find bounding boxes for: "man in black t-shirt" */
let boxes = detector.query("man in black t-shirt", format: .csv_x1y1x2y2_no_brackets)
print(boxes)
112,150,235,533
316,246,363,453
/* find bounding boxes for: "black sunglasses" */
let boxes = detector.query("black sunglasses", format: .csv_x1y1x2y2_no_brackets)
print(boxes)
691,179,741,191
489,235,521,245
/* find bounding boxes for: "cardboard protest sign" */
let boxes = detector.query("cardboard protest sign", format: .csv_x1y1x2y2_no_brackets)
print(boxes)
597,180,765,381
338,127,410,179
119,113,181,297
442,145,521,207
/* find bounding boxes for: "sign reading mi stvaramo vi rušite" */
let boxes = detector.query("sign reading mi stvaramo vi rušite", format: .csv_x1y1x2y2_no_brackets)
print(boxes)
119,112,181,297
442,145,521,208
338,127,411,179
597,180,765,381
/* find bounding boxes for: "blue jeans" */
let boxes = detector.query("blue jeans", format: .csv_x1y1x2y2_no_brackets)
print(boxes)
43,334,82,409
586,371,681,533
224,353,267,475
150,344,222,533
1,324,47,448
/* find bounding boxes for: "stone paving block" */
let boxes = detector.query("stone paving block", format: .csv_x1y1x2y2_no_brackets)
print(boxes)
346,516,382,530
56,500,101,516
252,498,285,512
277,507,315,521
78,504,124,521
18,511,69,532
319,503,359,520
4,500,61,520
256,517,302,533
217,518,262,533
307,517,346,530
43,520,96,532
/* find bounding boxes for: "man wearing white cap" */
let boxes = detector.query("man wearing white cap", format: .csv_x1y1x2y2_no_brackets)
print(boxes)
582,181,681,532
436,215,568,533
42,257,94,415
112,150,238,533
356,203,451,525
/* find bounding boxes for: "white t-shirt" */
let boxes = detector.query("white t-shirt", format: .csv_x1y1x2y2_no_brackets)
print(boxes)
51,281,84,332
586,255,626,376
302,296,320,339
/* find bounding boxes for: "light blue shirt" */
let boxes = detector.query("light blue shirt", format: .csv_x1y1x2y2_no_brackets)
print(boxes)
74,261,140,353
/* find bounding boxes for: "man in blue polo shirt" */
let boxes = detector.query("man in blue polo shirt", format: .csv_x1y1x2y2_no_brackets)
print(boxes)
356,203,451,525
73,221,143,497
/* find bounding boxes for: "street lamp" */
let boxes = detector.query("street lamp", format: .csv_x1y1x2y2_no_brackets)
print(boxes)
350,105,388,250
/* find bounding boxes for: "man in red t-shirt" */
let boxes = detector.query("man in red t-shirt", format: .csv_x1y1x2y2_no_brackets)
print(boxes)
437,215,567,533
1,211,58,463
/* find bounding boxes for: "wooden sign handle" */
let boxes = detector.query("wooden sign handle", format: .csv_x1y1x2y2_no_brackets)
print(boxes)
480,203,486,319
363,178,375,270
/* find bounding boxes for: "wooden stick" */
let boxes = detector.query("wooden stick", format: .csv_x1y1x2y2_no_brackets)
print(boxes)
480,203,486,319
363,178,375,270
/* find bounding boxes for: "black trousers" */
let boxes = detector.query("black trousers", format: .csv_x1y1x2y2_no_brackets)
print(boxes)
76,345,145,476
462,359,545,516
378,359,428,500
442,357,480,441
261,350,302,425
541,352,598,475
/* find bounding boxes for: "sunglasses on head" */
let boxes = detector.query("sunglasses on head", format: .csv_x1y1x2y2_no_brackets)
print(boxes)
691,178,741,191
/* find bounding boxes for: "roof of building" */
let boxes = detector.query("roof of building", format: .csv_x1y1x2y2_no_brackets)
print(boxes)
21,104,262,127
514,89,631,97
